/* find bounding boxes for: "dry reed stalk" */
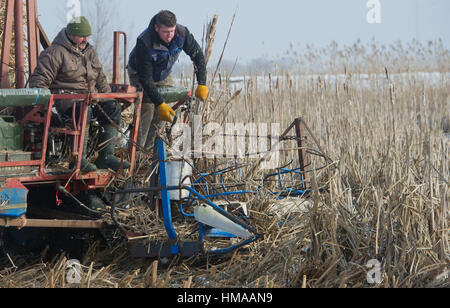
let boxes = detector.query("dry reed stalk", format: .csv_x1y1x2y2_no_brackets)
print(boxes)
151,260,158,287
204,15,218,67
202,11,237,124
183,276,193,288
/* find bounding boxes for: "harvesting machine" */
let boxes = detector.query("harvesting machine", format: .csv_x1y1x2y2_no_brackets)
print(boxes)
0,0,265,260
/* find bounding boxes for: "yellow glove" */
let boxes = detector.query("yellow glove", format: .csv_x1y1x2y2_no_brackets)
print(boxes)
195,85,209,101
157,103,176,123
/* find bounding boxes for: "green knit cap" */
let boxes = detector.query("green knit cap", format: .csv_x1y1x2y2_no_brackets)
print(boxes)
66,16,92,37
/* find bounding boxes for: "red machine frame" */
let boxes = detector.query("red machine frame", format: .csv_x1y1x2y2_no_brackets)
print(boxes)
0,0,143,228
1,0,49,89
0,91,142,187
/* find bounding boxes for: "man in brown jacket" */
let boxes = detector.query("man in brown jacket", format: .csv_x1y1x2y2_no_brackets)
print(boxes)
29,16,129,173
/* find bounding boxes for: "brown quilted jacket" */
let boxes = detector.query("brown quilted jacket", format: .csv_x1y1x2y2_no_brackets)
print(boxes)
29,28,110,111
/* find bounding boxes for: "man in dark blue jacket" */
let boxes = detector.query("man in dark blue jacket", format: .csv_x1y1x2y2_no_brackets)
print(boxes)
128,10,208,152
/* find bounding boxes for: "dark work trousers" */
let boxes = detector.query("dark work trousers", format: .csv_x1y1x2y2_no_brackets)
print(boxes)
128,67,173,152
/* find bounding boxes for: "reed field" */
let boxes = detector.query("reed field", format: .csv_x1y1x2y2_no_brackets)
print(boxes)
0,11,449,288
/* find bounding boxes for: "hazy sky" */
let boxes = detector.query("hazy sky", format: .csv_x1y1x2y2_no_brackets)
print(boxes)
36,0,449,63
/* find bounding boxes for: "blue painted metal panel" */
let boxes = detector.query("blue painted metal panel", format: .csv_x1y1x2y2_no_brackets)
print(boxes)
0,208,27,217
0,187,28,218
